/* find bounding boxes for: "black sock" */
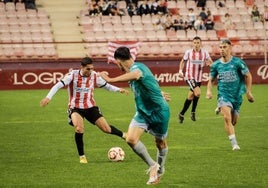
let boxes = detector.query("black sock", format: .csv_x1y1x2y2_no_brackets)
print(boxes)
75,132,84,156
180,99,192,115
191,96,199,113
110,125,123,137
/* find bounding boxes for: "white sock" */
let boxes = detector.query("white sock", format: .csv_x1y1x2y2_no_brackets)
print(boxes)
228,134,238,146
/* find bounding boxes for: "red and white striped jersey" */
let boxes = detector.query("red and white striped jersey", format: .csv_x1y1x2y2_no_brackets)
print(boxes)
182,48,211,82
62,70,106,109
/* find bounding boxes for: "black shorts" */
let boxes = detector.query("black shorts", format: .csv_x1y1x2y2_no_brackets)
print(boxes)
186,79,201,91
68,106,103,125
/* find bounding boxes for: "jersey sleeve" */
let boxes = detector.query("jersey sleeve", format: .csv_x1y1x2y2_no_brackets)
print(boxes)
238,59,249,75
183,50,189,61
96,72,120,92
61,71,73,86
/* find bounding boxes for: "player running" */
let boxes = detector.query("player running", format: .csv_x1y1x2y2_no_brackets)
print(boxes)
100,47,170,185
178,36,213,123
206,39,254,150
40,57,128,163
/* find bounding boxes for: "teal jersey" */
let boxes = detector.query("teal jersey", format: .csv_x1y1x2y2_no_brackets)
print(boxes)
210,56,249,103
129,62,169,116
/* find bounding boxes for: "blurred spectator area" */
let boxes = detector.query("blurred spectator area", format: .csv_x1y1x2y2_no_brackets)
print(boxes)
0,0,268,60
0,1,57,59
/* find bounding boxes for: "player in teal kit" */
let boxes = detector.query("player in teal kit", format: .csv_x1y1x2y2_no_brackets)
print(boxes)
206,39,254,150
100,47,170,185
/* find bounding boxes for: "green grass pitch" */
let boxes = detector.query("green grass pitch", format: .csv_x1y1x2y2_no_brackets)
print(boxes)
0,85,267,187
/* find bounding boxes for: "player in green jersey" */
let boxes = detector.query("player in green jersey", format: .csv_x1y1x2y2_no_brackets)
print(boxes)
100,47,170,185
206,39,254,151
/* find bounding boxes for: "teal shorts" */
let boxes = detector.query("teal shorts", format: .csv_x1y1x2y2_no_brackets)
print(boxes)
131,108,170,139
217,96,242,115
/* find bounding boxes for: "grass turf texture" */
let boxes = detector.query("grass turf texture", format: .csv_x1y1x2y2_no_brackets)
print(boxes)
0,85,267,188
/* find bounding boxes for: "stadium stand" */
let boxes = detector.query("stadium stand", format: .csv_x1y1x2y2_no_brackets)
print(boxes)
0,0,267,60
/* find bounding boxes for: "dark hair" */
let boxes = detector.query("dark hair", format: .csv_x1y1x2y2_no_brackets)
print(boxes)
81,57,93,66
221,38,232,45
193,36,202,41
114,47,131,61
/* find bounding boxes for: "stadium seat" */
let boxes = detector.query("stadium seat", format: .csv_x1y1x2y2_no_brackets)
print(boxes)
143,23,154,31
235,0,246,8
102,22,113,32
112,22,124,32
166,29,177,41
111,16,121,24
132,23,144,31
225,0,235,7
0,2,4,12
131,15,142,24
186,30,197,40
226,29,238,39
125,30,137,41
115,30,127,41
235,22,245,30
5,2,15,11
141,14,152,24
123,22,134,31
254,22,264,30
236,29,248,39
207,30,218,40
196,30,208,40
146,30,157,41
135,30,148,41
121,16,131,24
37,8,49,18
94,31,106,41
156,30,167,41
186,0,196,9
101,16,112,24
176,30,187,40
176,0,186,8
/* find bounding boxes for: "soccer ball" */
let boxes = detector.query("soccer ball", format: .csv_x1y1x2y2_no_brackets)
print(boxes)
107,147,125,162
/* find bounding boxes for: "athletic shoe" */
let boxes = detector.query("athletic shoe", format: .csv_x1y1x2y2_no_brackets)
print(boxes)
191,112,196,121
146,163,160,185
232,145,240,151
178,114,184,124
79,156,88,163
215,107,220,115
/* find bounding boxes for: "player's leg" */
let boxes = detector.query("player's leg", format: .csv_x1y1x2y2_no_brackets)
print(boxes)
84,106,124,138
147,108,169,184
155,138,168,178
178,90,194,123
220,106,240,150
71,111,88,163
95,116,124,138
191,83,201,121
126,123,156,165
126,124,159,184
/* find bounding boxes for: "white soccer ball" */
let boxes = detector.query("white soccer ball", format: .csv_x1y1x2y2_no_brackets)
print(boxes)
108,147,125,162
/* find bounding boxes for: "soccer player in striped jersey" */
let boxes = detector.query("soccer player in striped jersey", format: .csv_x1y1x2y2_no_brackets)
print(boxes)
206,39,254,150
178,36,213,123
40,57,128,163
100,47,170,185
